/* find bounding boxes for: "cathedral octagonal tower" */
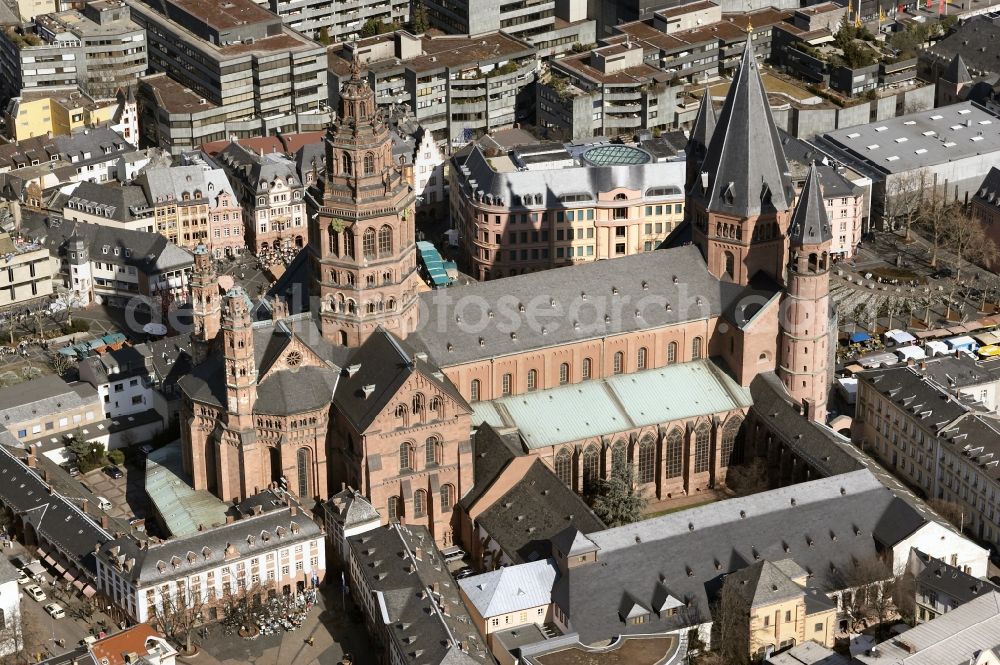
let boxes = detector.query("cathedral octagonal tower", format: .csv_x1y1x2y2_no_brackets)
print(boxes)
779,164,833,422
309,60,422,347
688,35,796,287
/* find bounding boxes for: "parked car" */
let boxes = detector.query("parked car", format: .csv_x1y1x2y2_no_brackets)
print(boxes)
25,585,46,602
15,571,29,585
933,267,954,278
63,464,79,477
43,603,65,619
454,567,476,580
441,547,466,564
96,496,112,511
80,635,98,647
104,465,123,480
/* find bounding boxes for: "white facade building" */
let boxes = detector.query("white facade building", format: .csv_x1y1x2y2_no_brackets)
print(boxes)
78,346,156,420
0,559,21,657
95,492,325,624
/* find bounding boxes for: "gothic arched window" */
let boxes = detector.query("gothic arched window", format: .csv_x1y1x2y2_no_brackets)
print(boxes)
378,225,392,257
582,445,600,493
364,152,375,175
555,448,572,487
638,436,656,483
362,228,376,260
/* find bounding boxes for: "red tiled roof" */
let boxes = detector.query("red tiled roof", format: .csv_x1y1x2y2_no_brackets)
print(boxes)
91,624,164,665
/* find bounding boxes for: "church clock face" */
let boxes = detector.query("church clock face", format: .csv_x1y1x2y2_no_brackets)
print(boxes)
285,350,303,367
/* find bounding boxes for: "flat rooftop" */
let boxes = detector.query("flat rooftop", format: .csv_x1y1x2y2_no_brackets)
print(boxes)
554,51,667,86
328,31,534,77
168,0,274,31
655,0,718,18
140,73,221,114
36,6,139,36
822,101,1000,174
614,7,798,53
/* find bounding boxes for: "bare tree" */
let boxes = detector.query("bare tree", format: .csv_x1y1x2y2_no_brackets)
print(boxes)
0,609,43,665
916,198,960,268
49,352,77,379
928,498,967,532
153,591,206,655
710,574,751,665
724,458,770,497
944,209,999,283
883,169,928,239
831,556,896,637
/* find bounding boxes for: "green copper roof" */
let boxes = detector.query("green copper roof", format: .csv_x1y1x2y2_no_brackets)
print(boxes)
472,359,753,449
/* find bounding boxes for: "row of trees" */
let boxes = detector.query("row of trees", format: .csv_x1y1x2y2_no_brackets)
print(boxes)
887,169,997,281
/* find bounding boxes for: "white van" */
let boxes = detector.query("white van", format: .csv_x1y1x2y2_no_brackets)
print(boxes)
96,496,112,511
441,547,466,564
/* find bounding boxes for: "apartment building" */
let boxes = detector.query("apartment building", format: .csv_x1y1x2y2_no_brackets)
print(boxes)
0,126,139,189
129,0,330,153
0,373,103,441
0,230,54,309
422,0,594,58
3,87,125,142
23,213,192,309
328,31,538,146
209,142,306,253
136,160,244,255
61,181,155,232
0,0,146,101
538,41,678,140
450,138,686,279
854,355,1000,551
95,490,325,623
907,548,997,624
265,0,407,42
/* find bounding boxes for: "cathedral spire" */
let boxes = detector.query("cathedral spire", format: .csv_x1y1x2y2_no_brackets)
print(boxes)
788,163,832,248
698,37,792,217
686,86,717,192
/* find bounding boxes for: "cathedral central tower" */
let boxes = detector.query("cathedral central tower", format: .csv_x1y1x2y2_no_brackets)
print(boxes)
309,61,422,346
688,36,796,286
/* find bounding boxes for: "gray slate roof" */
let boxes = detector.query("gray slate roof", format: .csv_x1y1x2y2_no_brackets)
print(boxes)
473,456,605,564
788,164,832,247
22,215,192,276
64,181,151,225
97,490,320,584
910,548,997,607
412,244,738,367
452,142,684,210
551,469,926,644
728,559,806,609
214,142,302,195
973,166,1000,210
180,313,348,411
695,39,794,217
687,86,716,170
945,53,973,84
749,373,864,477
0,436,111,576
778,130,861,199
255,365,339,416
926,17,1000,78
334,328,469,432
348,524,491,665
0,374,99,425
324,488,380,529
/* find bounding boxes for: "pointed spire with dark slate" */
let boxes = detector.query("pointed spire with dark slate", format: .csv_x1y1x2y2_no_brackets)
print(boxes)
698,38,793,217
944,53,972,84
788,163,832,248
690,86,717,152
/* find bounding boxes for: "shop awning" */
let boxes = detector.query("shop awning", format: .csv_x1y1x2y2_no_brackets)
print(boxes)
72,579,85,591
82,585,97,598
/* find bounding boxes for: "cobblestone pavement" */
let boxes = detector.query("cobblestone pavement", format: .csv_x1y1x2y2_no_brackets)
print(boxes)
177,586,373,665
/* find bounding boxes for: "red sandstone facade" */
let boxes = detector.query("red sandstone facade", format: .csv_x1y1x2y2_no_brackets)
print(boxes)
309,62,423,347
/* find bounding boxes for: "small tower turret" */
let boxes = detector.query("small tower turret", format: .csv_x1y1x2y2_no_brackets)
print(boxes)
779,164,832,422
190,244,220,365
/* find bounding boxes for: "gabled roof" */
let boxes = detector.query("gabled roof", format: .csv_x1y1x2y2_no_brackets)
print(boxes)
334,328,469,432
727,559,804,609
696,38,793,216
788,163,832,247
459,559,557,617
325,488,380,529
551,525,598,557
944,53,972,84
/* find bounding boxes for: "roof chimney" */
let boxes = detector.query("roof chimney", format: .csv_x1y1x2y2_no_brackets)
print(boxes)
289,505,297,517
100,515,110,529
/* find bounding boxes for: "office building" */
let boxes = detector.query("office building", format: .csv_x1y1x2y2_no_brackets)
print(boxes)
328,31,537,146
129,0,329,153
0,230,54,310
0,0,146,101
